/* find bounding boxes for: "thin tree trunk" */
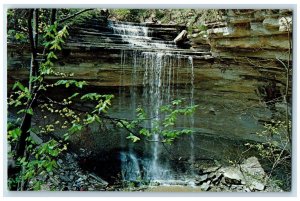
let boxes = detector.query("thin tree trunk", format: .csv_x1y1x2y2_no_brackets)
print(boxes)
50,9,57,25
16,9,38,159
34,9,39,49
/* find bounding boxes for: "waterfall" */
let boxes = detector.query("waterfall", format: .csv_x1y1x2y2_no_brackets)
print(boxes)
109,22,176,49
141,52,172,181
188,56,195,176
120,152,141,182
111,21,197,183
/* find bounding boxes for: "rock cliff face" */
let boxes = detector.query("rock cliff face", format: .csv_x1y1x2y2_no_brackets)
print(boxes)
204,9,292,60
7,9,291,162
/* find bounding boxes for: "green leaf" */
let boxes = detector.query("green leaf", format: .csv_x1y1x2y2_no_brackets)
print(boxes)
68,123,83,134
17,108,33,115
126,135,140,143
139,128,150,137
8,128,21,141
15,33,26,41
33,181,42,191
47,51,58,60
68,92,79,100
13,81,25,91
27,108,33,115
75,81,87,89
172,99,182,106
81,93,102,101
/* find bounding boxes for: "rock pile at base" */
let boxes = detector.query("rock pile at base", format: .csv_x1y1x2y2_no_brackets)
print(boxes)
193,156,283,192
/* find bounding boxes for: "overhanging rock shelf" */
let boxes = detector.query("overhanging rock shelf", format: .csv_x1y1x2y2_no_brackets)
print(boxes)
64,20,213,60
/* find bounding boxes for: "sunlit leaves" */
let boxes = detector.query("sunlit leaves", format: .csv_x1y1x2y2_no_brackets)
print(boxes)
47,51,58,60
17,108,33,115
81,93,114,114
84,114,101,125
245,120,291,182
54,80,87,88
12,81,25,91
81,93,106,101
68,92,79,100
117,99,198,144
126,134,140,143
139,128,150,137
8,128,22,142
68,123,83,134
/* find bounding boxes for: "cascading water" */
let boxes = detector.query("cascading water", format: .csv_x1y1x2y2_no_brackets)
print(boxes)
109,21,197,184
188,56,195,177
109,22,176,49
120,151,141,181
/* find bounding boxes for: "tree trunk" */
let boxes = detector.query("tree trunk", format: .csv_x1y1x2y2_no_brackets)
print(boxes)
50,9,57,25
15,9,38,159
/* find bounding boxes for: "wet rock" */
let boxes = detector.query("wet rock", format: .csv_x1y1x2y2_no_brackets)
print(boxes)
59,174,71,182
69,175,75,181
49,177,60,186
89,173,109,186
200,181,210,191
195,174,208,185
203,166,221,174
198,174,208,182
230,184,244,191
30,132,43,145
40,184,51,191
212,173,223,184
88,187,94,191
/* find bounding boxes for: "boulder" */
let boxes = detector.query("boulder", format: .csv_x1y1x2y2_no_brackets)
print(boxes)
240,156,265,178
195,174,208,185
200,181,210,191
221,167,245,185
250,180,265,191
239,157,268,191
30,132,43,145
212,173,223,184
279,16,292,32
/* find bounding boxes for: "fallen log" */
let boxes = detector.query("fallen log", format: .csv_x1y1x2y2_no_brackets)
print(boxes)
174,30,188,44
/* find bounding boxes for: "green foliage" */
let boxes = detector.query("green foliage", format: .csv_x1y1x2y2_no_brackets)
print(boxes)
245,120,291,160
8,128,22,142
118,99,198,144
113,9,131,18
7,14,114,190
110,9,147,22
54,80,87,88
245,120,291,189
